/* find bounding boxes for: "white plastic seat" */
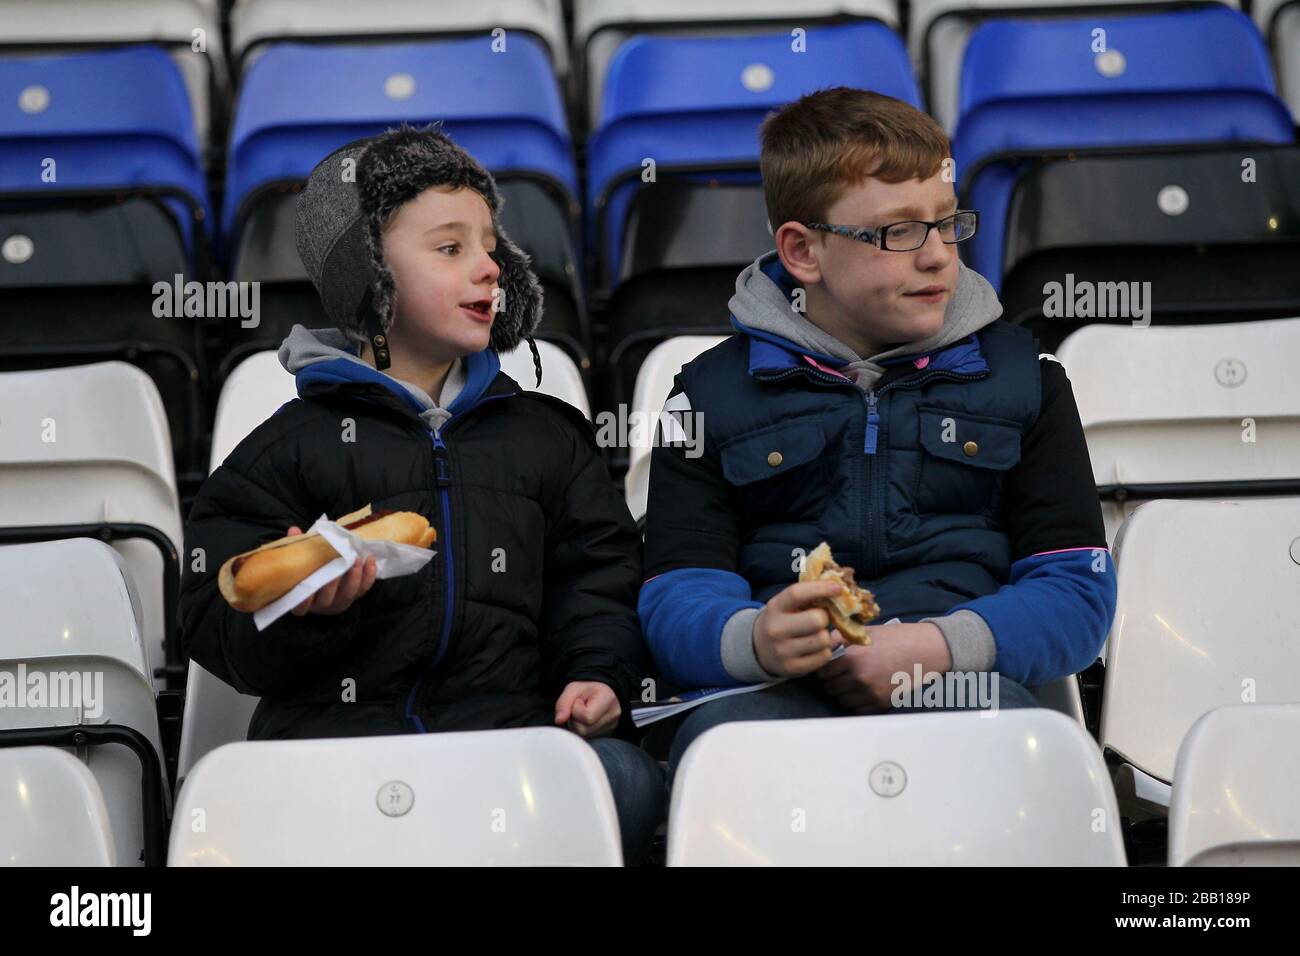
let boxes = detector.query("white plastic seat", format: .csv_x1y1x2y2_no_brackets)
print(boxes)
1101,499,1300,816
230,0,568,76
1034,675,1085,725
500,339,592,419
623,335,726,522
209,351,298,471
1055,318,1300,547
0,747,116,866
667,709,1126,865
908,0,1242,131
575,0,900,126
170,728,623,865
176,659,261,791
0,0,228,147
1169,703,1300,866
0,362,183,691
186,352,294,782
1256,0,1300,120
0,538,169,867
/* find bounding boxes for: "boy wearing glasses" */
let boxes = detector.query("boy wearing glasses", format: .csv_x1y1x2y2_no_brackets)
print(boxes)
639,88,1116,779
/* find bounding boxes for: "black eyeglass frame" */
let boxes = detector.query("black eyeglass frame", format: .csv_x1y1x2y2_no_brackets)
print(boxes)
803,210,979,251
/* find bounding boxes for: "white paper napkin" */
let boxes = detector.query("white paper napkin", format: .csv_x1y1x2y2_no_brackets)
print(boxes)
252,513,436,631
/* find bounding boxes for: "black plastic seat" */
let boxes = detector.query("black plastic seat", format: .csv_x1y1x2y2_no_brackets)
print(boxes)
0,196,208,484
603,179,772,421
999,144,1300,351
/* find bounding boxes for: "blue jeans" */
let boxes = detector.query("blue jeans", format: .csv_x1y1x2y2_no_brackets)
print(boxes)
588,737,668,865
663,672,1040,788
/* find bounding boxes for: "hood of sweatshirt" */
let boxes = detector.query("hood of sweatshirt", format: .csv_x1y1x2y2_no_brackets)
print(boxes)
727,250,1004,391
277,324,501,433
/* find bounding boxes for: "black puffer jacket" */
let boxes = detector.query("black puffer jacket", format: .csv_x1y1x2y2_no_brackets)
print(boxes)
181,330,648,740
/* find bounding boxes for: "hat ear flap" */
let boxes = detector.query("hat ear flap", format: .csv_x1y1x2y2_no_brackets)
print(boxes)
488,230,544,354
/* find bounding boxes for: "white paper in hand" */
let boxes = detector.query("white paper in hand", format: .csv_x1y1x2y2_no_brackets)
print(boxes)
252,513,436,631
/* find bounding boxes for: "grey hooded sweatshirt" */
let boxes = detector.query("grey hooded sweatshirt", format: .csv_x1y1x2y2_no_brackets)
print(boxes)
718,251,1005,682
278,324,467,433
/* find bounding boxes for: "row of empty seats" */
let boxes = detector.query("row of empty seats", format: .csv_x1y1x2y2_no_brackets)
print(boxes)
6,1,1298,132
4,2,1297,498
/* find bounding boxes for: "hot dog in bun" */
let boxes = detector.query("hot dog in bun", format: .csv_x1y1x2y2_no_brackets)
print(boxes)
218,505,435,612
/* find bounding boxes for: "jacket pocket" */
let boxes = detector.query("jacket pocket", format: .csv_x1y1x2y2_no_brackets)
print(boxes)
913,405,1022,516
719,415,831,524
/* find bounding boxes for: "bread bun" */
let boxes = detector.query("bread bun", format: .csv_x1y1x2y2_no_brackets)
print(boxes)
798,542,881,645
218,507,434,612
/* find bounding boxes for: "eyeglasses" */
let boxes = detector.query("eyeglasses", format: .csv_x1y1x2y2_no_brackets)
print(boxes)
803,210,979,252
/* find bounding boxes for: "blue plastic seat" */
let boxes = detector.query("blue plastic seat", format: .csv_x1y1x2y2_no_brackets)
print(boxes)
951,6,1295,289
222,34,577,257
0,44,211,263
586,21,921,290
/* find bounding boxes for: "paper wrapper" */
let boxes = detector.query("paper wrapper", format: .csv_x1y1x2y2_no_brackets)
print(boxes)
252,513,436,631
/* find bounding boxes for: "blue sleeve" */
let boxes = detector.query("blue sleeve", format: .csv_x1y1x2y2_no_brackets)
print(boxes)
952,548,1117,687
638,567,763,688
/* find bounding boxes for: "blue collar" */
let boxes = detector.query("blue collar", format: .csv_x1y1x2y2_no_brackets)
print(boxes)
739,256,989,379
294,348,504,420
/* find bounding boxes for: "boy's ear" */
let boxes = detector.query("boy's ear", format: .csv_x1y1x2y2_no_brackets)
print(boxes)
774,221,823,286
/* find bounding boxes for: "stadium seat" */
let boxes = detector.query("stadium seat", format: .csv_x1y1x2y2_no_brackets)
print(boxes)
181,351,288,786
499,340,593,419
1100,500,1300,818
1255,0,1300,119
208,351,298,472
1055,318,1300,546
623,335,726,522
587,21,920,409
908,0,1243,131
573,0,900,128
176,660,259,792
229,0,569,78
0,747,116,866
0,362,185,690
0,539,170,867
169,728,623,865
0,0,229,147
1168,704,1300,866
667,710,1126,865
220,37,585,380
0,45,214,481
998,145,1300,350
587,20,920,290
951,6,1294,291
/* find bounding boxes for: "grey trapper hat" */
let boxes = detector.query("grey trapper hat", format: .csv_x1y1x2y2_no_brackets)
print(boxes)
295,123,544,377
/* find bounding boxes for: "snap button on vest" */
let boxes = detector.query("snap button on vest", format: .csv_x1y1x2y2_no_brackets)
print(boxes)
963,441,979,457
767,451,783,467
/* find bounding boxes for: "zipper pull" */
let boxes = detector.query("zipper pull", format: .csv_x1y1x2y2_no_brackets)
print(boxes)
430,431,452,488
863,390,880,455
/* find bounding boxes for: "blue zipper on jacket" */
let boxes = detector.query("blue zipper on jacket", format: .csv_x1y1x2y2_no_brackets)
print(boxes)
404,393,513,733
756,363,991,578
863,390,880,454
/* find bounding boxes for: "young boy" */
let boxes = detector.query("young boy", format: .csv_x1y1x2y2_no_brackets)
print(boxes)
639,88,1117,780
181,125,665,862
